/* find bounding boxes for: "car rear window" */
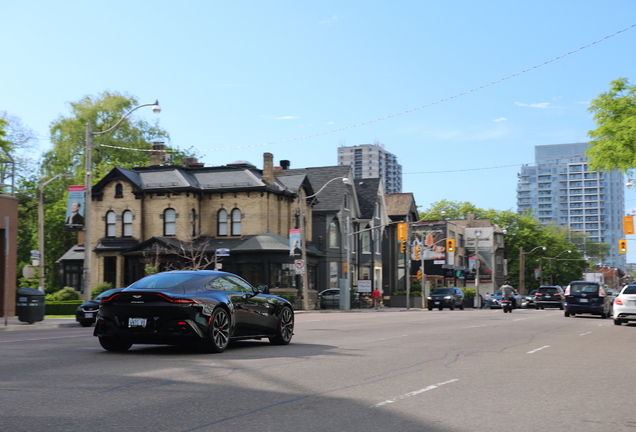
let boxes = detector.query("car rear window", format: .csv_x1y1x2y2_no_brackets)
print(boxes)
623,286,636,295
570,284,599,294
129,273,204,289
539,287,559,294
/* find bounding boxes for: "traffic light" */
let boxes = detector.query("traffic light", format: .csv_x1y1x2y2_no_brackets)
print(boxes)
415,246,421,260
619,239,628,254
624,216,635,235
446,238,455,253
400,239,406,253
416,270,422,280
397,222,408,240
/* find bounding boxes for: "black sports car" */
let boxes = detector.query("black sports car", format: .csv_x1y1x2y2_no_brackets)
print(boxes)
93,270,294,353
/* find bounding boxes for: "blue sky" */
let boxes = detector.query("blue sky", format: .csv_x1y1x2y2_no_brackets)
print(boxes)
2,1,636,258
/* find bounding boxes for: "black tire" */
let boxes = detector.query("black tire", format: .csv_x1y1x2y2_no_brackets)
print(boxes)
438,307,443,311
269,306,294,345
449,303,455,311
559,304,564,310
459,304,464,310
600,311,607,319
207,308,231,353
614,319,622,325
98,336,132,352
428,307,433,311
78,320,93,327
564,311,570,317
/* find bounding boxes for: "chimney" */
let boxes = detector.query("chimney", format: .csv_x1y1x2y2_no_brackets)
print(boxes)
263,152,274,184
280,160,290,170
150,142,165,166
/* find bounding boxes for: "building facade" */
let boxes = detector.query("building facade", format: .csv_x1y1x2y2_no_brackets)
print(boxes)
517,143,625,269
337,142,402,194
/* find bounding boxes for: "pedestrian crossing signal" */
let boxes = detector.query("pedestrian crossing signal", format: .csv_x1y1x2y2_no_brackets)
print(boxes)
446,238,455,253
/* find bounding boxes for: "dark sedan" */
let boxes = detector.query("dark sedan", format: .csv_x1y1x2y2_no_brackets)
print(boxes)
94,270,294,353
427,287,464,310
75,288,124,327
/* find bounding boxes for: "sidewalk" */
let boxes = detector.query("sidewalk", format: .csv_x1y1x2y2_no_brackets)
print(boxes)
0,317,79,331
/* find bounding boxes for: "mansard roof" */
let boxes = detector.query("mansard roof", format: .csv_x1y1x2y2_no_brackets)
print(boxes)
92,164,295,197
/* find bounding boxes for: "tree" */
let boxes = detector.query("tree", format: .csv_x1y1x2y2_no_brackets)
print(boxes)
586,78,636,173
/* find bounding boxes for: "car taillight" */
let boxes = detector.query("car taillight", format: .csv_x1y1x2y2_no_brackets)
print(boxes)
615,298,624,305
554,293,561,297
535,293,542,296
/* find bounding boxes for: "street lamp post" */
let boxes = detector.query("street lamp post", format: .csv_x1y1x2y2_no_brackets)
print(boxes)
83,101,160,302
298,176,350,310
518,245,547,295
38,174,72,292
475,230,481,308
546,250,572,285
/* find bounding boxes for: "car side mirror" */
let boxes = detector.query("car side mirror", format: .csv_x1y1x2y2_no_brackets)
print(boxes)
254,283,268,294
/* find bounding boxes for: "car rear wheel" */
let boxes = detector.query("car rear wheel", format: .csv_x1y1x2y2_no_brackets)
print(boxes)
614,319,622,325
564,311,570,317
428,307,433,311
208,308,231,353
269,306,294,345
98,336,132,352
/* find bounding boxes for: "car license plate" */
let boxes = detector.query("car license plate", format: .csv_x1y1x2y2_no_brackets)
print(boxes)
579,298,588,303
85,312,94,318
545,295,551,299
128,318,147,328
434,301,440,305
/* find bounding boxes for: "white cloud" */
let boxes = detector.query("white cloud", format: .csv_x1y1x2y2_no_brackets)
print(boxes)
514,101,551,109
319,15,342,25
493,117,507,122
263,115,298,120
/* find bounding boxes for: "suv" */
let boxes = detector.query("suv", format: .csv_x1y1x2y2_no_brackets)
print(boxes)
427,287,464,311
534,286,564,310
564,281,611,318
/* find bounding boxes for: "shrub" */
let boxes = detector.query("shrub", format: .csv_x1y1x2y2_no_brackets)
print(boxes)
46,301,83,315
91,282,114,298
47,287,80,301
461,288,476,301
279,295,297,303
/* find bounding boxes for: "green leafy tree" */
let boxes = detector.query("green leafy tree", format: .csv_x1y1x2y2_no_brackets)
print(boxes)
587,78,636,172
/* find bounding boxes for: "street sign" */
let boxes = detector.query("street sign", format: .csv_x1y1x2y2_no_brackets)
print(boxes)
215,248,230,256
294,259,305,275
30,250,41,259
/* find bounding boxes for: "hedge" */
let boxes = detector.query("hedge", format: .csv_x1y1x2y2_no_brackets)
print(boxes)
45,301,83,315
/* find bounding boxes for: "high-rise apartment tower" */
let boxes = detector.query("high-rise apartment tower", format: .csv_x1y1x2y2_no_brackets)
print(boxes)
337,142,402,193
517,143,625,269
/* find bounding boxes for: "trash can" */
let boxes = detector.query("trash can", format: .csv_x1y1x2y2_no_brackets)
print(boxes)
16,287,46,324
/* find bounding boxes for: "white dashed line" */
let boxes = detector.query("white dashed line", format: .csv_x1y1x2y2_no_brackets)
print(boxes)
527,345,550,354
372,379,459,408
580,332,592,336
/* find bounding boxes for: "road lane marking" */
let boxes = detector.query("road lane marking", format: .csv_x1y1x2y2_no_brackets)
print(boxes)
527,345,550,354
371,379,459,407
580,332,592,336
368,335,409,342
513,318,527,321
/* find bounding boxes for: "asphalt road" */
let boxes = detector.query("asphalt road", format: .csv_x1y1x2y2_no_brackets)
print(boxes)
1,308,634,432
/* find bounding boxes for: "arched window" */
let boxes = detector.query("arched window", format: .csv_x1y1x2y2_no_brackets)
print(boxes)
106,211,116,237
329,220,339,248
164,208,176,236
217,209,228,236
122,210,133,237
114,183,123,198
231,208,242,236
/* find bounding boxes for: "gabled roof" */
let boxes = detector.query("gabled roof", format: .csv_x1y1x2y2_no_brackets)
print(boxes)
385,193,418,220
354,178,382,219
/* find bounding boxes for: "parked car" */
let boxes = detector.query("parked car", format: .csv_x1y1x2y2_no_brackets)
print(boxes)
534,285,564,310
427,287,464,310
564,281,611,318
612,284,636,325
318,288,361,309
93,270,294,353
524,289,538,308
75,288,125,327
